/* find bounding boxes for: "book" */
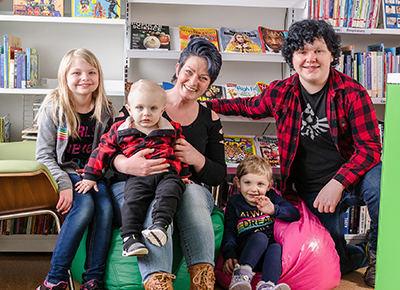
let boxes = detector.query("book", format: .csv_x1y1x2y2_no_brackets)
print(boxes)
225,83,258,99
130,22,171,50
72,0,120,19
26,48,38,88
383,0,399,28
0,114,11,143
198,85,225,101
178,26,219,51
258,26,287,54
256,82,269,94
3,35,22,89
344,207,350,234
0,53,4,88
341,45,354,77
358,205,367,234
223,135,257,165
220,27,263,54
368,43,385,98
254,135,280,168
13,0,63,17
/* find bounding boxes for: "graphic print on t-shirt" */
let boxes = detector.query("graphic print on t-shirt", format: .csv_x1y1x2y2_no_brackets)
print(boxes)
300,103,329,141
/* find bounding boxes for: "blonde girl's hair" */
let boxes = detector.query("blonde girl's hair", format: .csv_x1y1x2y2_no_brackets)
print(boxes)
39,48,113,139
236,155,273,182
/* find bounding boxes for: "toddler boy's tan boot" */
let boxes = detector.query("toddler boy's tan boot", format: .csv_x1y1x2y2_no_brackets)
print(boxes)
187,263,215,290
144,273,175,290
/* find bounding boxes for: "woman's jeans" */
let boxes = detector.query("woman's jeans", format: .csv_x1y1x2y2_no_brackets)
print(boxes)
300,162,381,275
111,181,215,284
47,174,113,284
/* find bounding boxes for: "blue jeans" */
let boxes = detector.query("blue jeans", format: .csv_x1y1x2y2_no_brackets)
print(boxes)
300,162,381,275
47,174,113,284
111,181,215,284
238,232,282,284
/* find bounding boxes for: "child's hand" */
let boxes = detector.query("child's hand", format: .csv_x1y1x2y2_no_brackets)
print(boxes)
254,195,275,215
182,178,194,184
222,258,238,275
75,179,98,194
57,188,73,215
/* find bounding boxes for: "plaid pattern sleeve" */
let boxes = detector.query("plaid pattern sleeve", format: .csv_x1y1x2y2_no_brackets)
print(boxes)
330,70,382,191
206,70,381,195
83,121,123,180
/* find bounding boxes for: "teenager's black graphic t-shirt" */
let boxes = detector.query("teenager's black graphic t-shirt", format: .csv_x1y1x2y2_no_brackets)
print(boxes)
292,82,344,194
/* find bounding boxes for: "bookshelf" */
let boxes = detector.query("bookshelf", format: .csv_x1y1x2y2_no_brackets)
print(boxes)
0,2,125,252
0,0,392,253
0,3,125,142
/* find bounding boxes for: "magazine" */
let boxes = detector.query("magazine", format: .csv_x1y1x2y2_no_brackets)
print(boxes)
130,22,171,50
220,27,263,53
13,0,63,16
258,26,287,54
72,0,121,19
224,135,257,165
178,26,219,51
225,83,258,98
254,135,280,168
198,85,225,101
383,0,400,29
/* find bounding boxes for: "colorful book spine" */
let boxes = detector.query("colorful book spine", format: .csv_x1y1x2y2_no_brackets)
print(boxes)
0,53,4,88
3,35,9,88
344,207,350,234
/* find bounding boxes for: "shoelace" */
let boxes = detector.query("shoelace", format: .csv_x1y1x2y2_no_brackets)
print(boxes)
192,265,215,290
147,273,176,290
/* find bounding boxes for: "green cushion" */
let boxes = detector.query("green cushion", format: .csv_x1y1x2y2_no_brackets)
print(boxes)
0,142,58,191
71,205,224,289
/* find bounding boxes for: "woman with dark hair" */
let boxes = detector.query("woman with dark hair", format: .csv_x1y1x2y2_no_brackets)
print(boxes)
110,37,227,289
207,19,381,288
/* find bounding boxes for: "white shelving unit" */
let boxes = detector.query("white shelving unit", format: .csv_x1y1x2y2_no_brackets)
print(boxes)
0,10,125,143
0,4,125,251
125,0,307,137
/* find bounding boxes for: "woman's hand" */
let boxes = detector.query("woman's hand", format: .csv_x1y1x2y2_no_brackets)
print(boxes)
57,188,73,215
113,148,170,176
223,258,238,275
174,138,205,172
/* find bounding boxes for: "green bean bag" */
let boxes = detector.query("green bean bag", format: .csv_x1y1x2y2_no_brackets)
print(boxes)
71,205,224,289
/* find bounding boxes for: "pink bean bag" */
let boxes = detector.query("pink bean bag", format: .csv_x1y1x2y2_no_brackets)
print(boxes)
215,198,341,290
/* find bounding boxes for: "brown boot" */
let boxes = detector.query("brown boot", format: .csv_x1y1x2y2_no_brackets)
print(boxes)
144,273,176,290
187,263,215,290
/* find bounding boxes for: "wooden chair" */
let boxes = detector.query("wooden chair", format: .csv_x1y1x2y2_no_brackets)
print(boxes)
0,141,75,290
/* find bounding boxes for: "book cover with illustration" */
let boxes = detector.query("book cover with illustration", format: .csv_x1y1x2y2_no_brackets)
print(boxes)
383,0,400,28
0,114,11,143
256,82,269,94
198,85,225,101
130,22,171,50
220,27,263,53
13,0,63,17
224,135,256,165
72,0,120,19
178,26,219,51
258,26,287,54
254,135,280,168
225,83,258,99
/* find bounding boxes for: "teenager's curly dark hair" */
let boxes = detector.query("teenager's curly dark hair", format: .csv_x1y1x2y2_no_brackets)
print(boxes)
281,19,341,69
